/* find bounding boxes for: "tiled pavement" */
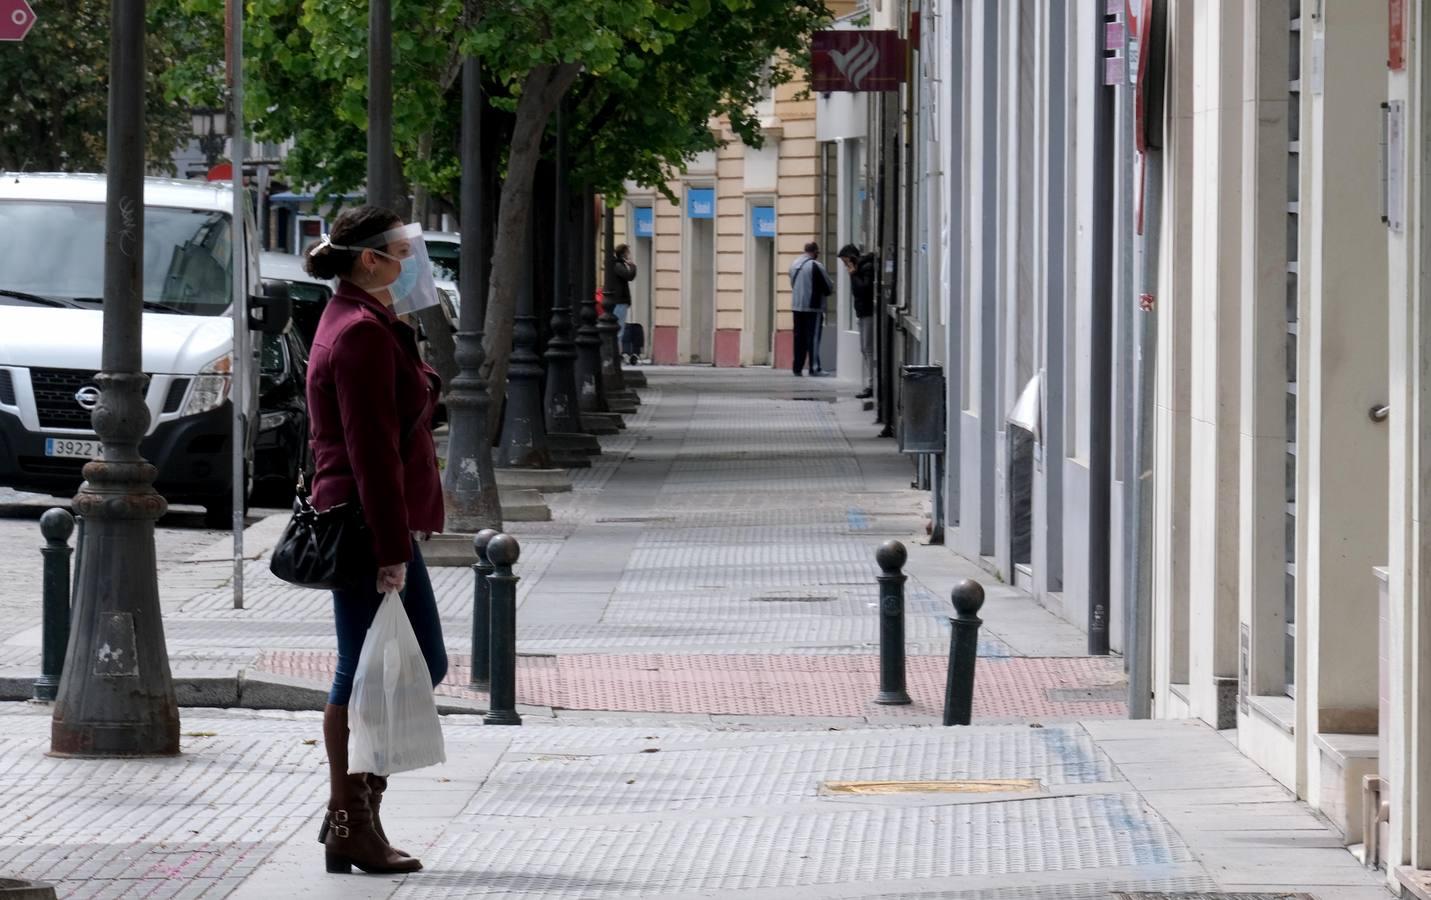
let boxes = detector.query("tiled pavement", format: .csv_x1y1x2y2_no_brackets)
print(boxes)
0,369,1396,897
0,705,1392,899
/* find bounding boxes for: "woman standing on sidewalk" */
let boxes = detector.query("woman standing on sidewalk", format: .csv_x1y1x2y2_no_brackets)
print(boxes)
303,206,449,876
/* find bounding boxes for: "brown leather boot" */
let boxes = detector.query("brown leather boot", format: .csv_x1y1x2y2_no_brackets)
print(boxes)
366,774,411,857
324,774,422,875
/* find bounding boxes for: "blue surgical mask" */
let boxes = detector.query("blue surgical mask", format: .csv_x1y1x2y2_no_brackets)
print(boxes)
388,255,421,303
373,250,420,303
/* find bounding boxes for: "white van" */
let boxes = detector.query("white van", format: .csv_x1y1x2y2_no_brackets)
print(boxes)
0,173,290,526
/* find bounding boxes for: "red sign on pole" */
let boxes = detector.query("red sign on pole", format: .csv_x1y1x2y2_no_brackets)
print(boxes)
811,30,908,93
0,0,37,41
1390,0,1406,71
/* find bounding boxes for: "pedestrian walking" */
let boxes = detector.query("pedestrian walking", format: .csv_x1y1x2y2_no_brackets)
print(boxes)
789,241,834,376
605,243,638,363
839,244,877,399
303,206,449,876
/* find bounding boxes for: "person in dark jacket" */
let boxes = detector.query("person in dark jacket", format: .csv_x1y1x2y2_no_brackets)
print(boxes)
839,244,877,398
303,206,448,877
605,243,638,363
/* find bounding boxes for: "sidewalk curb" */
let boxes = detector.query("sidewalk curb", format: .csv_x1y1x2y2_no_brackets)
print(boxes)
0,670,533,717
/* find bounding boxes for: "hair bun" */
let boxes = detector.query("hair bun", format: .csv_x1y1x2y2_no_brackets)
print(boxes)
304,243,342,280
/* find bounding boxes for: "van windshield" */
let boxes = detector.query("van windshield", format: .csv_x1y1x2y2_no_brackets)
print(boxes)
0,200,232,315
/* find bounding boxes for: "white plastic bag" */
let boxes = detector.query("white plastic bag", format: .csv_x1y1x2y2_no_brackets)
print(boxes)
348,591,446,775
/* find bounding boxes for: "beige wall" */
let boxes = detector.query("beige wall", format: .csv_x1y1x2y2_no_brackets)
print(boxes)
608,67,823,364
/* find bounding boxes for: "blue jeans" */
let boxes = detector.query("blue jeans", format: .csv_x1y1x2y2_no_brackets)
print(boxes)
328,540,448,705
613,303,629,346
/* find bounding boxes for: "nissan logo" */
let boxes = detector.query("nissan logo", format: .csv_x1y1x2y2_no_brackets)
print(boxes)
74,386,101,411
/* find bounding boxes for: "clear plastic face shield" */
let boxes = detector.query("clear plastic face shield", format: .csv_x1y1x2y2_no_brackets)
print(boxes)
316,222,440,316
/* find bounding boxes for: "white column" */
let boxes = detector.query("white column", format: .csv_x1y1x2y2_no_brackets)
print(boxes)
1152,0,1195,715
1299,0,1388,799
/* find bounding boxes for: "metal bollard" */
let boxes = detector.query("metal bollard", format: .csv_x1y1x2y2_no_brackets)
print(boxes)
469,529,499,687
943,579,985,726
484,533,522,726
874,540,912,705
33,509,76,703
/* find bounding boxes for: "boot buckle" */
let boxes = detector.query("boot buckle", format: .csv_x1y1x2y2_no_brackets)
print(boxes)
333,824,350,838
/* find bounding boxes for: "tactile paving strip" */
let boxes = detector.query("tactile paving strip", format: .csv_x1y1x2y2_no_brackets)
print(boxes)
0,711,325,898
258,651,1126,720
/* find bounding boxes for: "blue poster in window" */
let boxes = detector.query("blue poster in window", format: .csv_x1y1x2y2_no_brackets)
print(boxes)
687,188,716,219
751,206,776,238
633,207,654,238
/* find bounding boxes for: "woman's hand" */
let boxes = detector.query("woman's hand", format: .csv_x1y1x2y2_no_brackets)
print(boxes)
377,563,407,594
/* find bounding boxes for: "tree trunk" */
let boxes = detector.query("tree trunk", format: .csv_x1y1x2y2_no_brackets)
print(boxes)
481,63,582,438
412,130,435,227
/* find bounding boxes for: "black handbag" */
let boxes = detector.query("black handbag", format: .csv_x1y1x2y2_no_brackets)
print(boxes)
269,474,377,592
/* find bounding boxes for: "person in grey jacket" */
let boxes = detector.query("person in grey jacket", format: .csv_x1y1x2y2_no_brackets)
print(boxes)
788,242,834,376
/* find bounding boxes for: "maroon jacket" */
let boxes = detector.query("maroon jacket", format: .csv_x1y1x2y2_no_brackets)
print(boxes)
306,280,444,568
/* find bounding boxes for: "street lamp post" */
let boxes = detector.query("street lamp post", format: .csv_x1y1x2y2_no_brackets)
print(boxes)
51,0,180,758
598,206,632,402
190,107,227,169
543,104,583,437
574,190,609,416
441,54,502,532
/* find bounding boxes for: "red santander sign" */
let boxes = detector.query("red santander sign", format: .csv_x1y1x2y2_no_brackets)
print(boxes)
0,0,36,41
811,30,907,93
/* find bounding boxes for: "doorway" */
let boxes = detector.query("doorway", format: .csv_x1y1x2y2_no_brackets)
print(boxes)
630,204,654,358
750,232,775,365
685,188,717,363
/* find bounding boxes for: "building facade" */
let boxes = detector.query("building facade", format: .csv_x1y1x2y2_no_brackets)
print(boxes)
877,0,1431,890
608,1,866,372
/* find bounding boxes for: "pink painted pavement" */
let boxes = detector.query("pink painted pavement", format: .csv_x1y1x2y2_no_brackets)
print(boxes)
257,651,1127,720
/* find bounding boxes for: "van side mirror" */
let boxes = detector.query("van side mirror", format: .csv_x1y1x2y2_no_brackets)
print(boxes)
249,280,292,335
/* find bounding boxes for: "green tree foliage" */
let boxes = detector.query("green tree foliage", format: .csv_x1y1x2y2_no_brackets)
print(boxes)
164,0,830,420
0,0,200,173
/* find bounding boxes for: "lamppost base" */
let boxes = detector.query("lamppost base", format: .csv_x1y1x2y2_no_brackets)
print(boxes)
483,710,523,726
874,691,913,706
548,432,602,455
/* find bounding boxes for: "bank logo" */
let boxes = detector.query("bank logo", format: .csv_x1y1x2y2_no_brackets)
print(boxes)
829,36,881,91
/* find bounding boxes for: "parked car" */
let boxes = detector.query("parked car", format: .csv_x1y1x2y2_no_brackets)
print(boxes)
0,174,291,527
425,231,462,315
260,251,333,350
252,329,309,507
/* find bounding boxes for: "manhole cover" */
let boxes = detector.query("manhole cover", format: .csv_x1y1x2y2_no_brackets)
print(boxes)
750,593,837,603
1114,895,1317,900
823,779,1041,795
1047,686,1127,702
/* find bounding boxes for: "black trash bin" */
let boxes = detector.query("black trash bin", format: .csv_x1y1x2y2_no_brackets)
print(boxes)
898,365,946,454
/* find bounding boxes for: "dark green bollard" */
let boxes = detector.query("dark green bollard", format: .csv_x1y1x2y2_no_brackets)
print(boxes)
943,579,985,726
469,529,499,687
874,540,912,705
33,509,75,703
484,533,522,726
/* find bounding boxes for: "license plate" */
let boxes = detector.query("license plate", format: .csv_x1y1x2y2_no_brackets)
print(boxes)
44,438,101,460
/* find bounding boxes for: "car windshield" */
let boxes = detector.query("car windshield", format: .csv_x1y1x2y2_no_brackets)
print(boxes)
427,240,459,283
0,199,233,314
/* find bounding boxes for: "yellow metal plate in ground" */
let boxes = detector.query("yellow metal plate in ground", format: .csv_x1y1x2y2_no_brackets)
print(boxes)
822,779,1042,795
